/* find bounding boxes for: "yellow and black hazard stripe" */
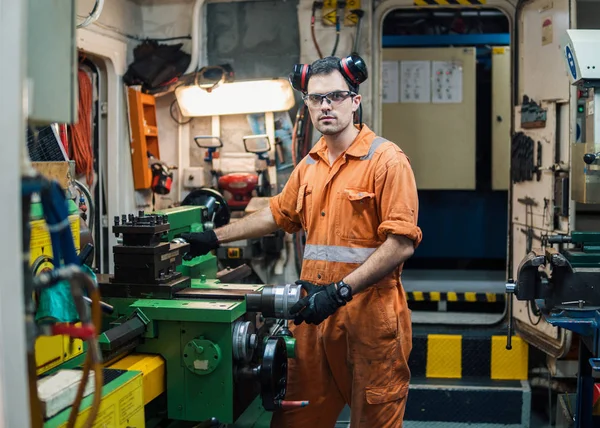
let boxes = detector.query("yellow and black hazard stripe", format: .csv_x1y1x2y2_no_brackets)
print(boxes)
405,291,505,303
408,333,529,380
414,0,486,5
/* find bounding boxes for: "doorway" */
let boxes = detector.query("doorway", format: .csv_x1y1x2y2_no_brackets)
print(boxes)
380,7,511,325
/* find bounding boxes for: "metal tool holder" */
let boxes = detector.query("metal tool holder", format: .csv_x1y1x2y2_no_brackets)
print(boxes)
100,211,192,298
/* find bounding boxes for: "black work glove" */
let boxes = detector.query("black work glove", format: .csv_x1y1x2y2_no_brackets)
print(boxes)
290,280,347,326
180,230,219,260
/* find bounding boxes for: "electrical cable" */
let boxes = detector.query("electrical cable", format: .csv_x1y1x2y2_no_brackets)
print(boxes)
21,177,102,426
70,69,95,186
77,0,104,29
311,2,323,59
527,300,542,325
65,269,103,428
170,99,193,125
77,14,191,42
330,13,340,56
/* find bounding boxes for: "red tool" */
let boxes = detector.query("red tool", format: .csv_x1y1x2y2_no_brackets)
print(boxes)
218,173,258,210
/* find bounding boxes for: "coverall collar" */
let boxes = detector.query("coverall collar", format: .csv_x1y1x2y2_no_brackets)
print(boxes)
309,124,376,162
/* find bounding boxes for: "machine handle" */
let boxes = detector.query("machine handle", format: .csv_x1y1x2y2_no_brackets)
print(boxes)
277,400,309,410
82,295,114,314
505,279,516,350
583,152,600,165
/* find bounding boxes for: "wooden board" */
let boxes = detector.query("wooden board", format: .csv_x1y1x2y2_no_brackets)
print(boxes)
31,161,73,189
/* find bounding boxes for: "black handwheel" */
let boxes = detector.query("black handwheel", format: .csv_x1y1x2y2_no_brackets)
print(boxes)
259,337,288,411
181,188,231,228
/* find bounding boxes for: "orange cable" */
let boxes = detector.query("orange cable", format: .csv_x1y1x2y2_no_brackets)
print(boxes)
70,70,95,186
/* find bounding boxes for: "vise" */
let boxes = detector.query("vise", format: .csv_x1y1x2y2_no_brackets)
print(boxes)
507,232,600,428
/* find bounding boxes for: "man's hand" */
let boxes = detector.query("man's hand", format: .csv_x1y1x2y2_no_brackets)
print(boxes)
290,280,348,326
181,230,219,259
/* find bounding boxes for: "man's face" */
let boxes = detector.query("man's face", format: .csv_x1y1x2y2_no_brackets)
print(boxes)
305,70,362,136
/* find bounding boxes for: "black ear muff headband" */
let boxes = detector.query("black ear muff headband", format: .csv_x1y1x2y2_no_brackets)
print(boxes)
289,54,368,94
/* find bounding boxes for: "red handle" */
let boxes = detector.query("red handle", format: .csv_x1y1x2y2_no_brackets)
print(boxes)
51,324,96,340
279,400,309,410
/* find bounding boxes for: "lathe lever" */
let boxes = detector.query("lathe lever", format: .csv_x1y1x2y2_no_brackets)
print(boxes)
505,279,516,350
278,400,310,410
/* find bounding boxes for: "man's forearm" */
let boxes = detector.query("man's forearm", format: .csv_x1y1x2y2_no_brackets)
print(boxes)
214,206,279,243
343,234,414,294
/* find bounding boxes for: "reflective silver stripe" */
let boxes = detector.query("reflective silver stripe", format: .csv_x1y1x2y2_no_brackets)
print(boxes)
360,136,388,161
303,244,376,264
305,155,317,165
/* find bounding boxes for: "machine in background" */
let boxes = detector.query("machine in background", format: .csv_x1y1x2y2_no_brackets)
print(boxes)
508,29,600,428
187,134,286,276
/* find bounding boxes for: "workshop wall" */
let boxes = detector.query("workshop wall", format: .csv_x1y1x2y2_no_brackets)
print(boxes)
298,0,374,125
140,0,195,47
77,0,144,63
133,0,196,209
81,0,375,211
518,0,570,102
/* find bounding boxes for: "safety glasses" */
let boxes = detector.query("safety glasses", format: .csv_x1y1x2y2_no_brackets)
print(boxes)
302,90,356,107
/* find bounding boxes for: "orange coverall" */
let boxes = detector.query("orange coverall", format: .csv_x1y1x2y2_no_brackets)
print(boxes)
269,125,423,427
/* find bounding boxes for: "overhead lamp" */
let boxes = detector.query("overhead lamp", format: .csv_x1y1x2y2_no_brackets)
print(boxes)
174,78,296,117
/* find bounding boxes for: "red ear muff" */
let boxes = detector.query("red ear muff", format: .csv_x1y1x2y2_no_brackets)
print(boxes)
340,55,368,87
290,63,312,93
340,57,357,85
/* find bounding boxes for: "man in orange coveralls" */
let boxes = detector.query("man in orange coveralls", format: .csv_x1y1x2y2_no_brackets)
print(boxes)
182,54,422,428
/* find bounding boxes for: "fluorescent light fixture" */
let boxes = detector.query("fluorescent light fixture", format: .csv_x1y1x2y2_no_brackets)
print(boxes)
175,78,296,117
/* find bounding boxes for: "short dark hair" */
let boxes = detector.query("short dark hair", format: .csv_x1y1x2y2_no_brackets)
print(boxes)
309,56,358,93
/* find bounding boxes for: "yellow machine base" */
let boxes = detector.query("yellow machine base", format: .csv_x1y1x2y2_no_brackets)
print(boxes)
44,369,144,428
109,354,165,405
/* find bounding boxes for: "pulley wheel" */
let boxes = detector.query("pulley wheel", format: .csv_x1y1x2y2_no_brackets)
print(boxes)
182,188,231,228
259,336,288,411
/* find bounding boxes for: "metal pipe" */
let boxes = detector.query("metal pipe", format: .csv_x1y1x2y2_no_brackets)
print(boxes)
184,0,206,75
505,280,516,350
77,0,105,29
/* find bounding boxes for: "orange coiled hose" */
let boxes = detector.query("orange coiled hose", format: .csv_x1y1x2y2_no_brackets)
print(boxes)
70,69,95,186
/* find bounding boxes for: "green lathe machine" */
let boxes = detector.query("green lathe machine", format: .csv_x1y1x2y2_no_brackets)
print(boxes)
41,192,306,428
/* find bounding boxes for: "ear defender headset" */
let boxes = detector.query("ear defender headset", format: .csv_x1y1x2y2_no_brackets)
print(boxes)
289,54,368,94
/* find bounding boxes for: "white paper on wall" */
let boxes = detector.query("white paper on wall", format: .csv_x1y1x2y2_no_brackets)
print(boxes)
382,61,399,104
400,60,431,103
432,61,463,104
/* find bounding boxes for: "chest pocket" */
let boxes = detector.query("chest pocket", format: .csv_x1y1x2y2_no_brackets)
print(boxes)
335,188,379,242
296,183,313,231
